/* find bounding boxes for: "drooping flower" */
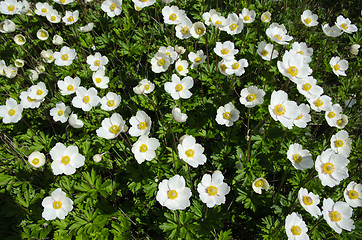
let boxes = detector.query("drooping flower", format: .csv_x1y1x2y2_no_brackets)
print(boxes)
52,35,63,45
129,110,152,136
164,74,193,100
285,212,309,240
330,56,348,77
68,113,83,128
72,87,100,112
349,44,360,55
178,135,207,168
335,15,358,34
266,22,293,45
0,19,16,33
239,86,265,108
197,171,230,208
50,143,85,175
172,106,187,122
252,177,269,194
57,76,80,96
96,113,126,139
50,102,71,123
257,41,278,61
215,102,240,127
78,23,94,32
0,97,23,124
28,151,46,168
132,135,160,164
42,188,73,221
344,181,362,208
54,46,77,66
322,198,355,233
330,130,352,157
100,92,121,111
301,10,318,27
298,188,322,218
287,143,314,170
322,24,343,37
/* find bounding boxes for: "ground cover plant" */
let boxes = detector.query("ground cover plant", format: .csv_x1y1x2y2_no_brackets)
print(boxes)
0,0,361,239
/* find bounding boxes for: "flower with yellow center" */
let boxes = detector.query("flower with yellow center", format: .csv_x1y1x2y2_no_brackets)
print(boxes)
178,135,206,168
344,181,362,208
28,151,46,168
322,198,355,233
285,212,309,239
216,102,239,127
198,172,230,208
266,23,293,45
330,56,348,77
101,0,122,17
87,52,109,71
129,110,152,137
96,113,126,140
42,188,74,220
132,135,160,164
298,188,322,218
54,46,77,66
309,95,332,112
50,143,85,175
72,87,100,111
269,90,299,129
240,8,256,24
301,10,319,27
162,5,185,25
175,59,189,76
287,143,314,170
335,15,358,34
190,21,206,38
252,178,269,194
240,86,265,108
214,41,239,60
257,41,278,61
330,130,351,157
164,74,193,100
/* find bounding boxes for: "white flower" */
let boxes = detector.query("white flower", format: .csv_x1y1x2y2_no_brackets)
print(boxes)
132,135,160,164
178,135,207,168
101,0,122,18
222,13,243,35
132,0,155,9
239,8,256,23
158,46,178,64
211,12,226,28
133,79,155,95
35,65,46,74
100,92,121,111
298,188,322,218
87,52,109,72
325,104,342,127
92,69,109,89
57,76,80,96
129,110,152,136
28,82,48,101
46,9,61,23
28,70,39,81
50,102,71,123
322,23,343,37
52,35,63,45
344,181,362,208
28,151,46,168
41,50,55,63
42,188,73,220
277,50,312,84
330,56,348,77
68,113,83,128
285,212,309,240
315,148,349,187
188,50,206,69
175,59,189,76
78,23,94,32
335,114,348,129
197,172,230,208
330,130,352,157
296,77,323,100
62,10,79,25
96,113,126,139
215,102,239,127
344,95,357,108
349,44,360,55
54,46,76,66
291,42,313,63
0,0,21,15
50,143,85,175
14,34,26,45
225,58,248,76
308,95,332,112
4,65,17,78
268,90,299,129
322,198,355,233
72,87,100,111
34,2,53,16
190,21,206,38
0,19,16,33
293,103,311,128
151,52,170,73
175,18,192,39
287,143,313,170
0,98,23,124
257,41,278,61
164,74,193,100
261,11,271,23
214,41,239,60
162,5,186,25
172,106,187,122
202,9,219,26
239,86,265,108
54,0,73,5
20,90,42,109
14,59,24,68
252,178,269,194
301,10,318,27
266,22,293,45
335,15,358,34
156,175,191,210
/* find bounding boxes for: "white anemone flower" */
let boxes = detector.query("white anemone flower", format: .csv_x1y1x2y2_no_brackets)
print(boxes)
0,0,21,15
261,11,271,23
211,12,226,28
285,212,309,240
178,135,207,168
188,50,206,69
308,95,332,112
28,82,48,101
132,0,155,8
14,34,26,45
291,42,313,63
190,21,206,39
222,13,243,35
257,41,278,61
344,181,362,208
158,46,178,64
62,10,79,25
239,8,256,23
301,10,318,27
172,106,187,122
101,0,122,18
296,77,323,100
335,15,358,34
100,92,121,111
197,172,230,208
132,135,160,164
322,24,343,37
215,102,240,127
72,87,100,112
268,90,299,129
54,0,73,5
0,19,16,33
335,114,348,129
0,98,23,124
239,86,265,108
322,198,355,233
162,5,186,25
266,22,293,45
287,143,313,170
50,102,71,123
92,69,109,89
36,29,49,41
293,104,311,128
41,50,55,63
225,58,248,76
202,9,219,26
252,178,269,194
164,74,193,100
19,91,42,109
87,52,109,72
68,113,83,128
52,35,63,45
28,151,46,168
151,52,170,73
46,9,61,23
214,41,239,60
330,56,348,77
50,143,85,175
175,18,192,39
325,104,342,127
175,59,189,76
133,79,155,95
42,188,73,221
54,46,76,66
78,23,94,32
129,110,152,136
330,130,352,157
156,175,191,210
57,76,80,96
96,113,126,139
315,148,349,187
298,188,322,218
34,2,53,16
4,65,17,78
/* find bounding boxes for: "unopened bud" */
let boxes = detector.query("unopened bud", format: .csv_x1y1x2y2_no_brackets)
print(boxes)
350,44,360,55
93,154,102,162
236,162,243,170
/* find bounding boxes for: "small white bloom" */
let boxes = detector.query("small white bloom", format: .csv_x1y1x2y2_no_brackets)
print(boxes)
72,87,100,112
222,13,243,35
57,76,80,96
335,15,358,34
188,50,206,69
41,50,55,63
37,28,49,41
330,56,348,77
0,98,23,124
197,172,230,208
0,19,16,33
214,41,239,60
28,151,46,168
325,104,342,127
133,79,155,95
175,59,189,76
301,10,318,27
78,23,94,32
261,11,271,23
28,70,39,81
287,143,313,170
50,102,71,123
266,22,293,45
335,114,348,129
190,21,206,38
28,82,48,101
14,34,26,45
298,188,322,218
344,181,362,208
54,46,76,66
34,2,53,16
92,69,109,89
172,106,187,122
178,135,207,168
162,5,186,25
100,92,121,111
215,102,240,127
20,90,42,109
62,10,79,25
225,58,248,76
164,74,193,100
151,52,170,73
257,41,278,61
42,188,73,221
101,0,122,18
239,8,256,24
330,130,352,157
129,110,152,136
349,44,360,55
50,143,85,175
132,135,160,164
322,23,343,37
46,9,61,23
52,35,63,45
68,113,83,128
14,59,24,68
296,77,323,99
87,52,109,72
285,212,309,240
308,95,332,112
293,104,311,128
239,86,265,108
96,113,126,139
252,178,269,194
291,42,313,63
175,18,192,39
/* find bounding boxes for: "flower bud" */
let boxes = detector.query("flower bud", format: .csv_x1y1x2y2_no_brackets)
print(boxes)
29,70,39,81
0,19,16,33
350,44,360,55
93,154,102,162
236,162,243,170
52,35,63,45
14,59,25,68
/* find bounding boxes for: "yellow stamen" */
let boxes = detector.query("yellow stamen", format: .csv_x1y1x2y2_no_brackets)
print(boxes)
274,104,286,115
169,13,177,21
244,15,250,21
53,201,62,209
302,83,311,91
138,122,147,130
255,180,263,187
176,65,183,72
261,50,268,56
291,226,302,235
168,190,178,199
176,84,183,92
8,109,16,116
274,34,282,40
223,112,231,119
67,85,74,91
304,18,311,24
195,57,201,63
334,140,344,148
110,125,120,134
83,96,90,103
139,144,148,152
232,62,239,69
334,64,341,71
61,156,70,165
327,111,335,118
32,158,39,165
293,154,303,163
110,3,117,10
330,211,341,222
158,59,165,66
181,27,189,34
221,48,230,54
314,99,324,107
348,190,359,199
185,149,194,158
302,196,313,205
207,186,218,196
107,100,115,107
287,66,298,77
57,110,64,116
230,23,237,30
322,162,335,174
61,54,69,61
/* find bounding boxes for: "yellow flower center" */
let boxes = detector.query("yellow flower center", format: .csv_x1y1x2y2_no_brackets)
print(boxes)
7,5,15,11
207,186,218,196
32,158,39,165
41,8,47,13
53,201,63,209
215,20,222,25
296,113,303,120
196,28,204,34
314,99,324,107
165,52,171,58
37,89,43,95
291,226,302,235
334,140,344,148
158,58,165,66
60,0,66,3
334,64,341,71
181,27,189,34
50,16,56,21
274,104,286,115
297,51,304,55
107,100,115,107
230,23,237,30
8,109,16,116
302,195,313,205
304,18,311,24
138,122,147,130
67,16,74,22
95,78,102,83
221,48,230,54
274,34,282,40
110,3,117,10
27,97,35,102
168,190,178,199
139,144,148,152
255,180,263,187
220,64,227,71
293,154,303,163
247,93,256,101
110,125,120,134
336,119,343,126
176,65,183,72
40,32,47,38
185,149,194,158
223,112,231,119
322,162,335,174
327,111,335,118
61,54,69,61
83,96,90,103
195,57,201,63
144,84,150,90
18,36,25,42
176,84,183,92
340,23,348,30
169,13,177,21
302,83,311,91
244,15,250,21
261,50,269,56
61,156,70,165
67,85,74,91
94,60,101,66
287,66,299,77
232,62,239,69
58,110,64,116
348,190,359,199
330,211,341,222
